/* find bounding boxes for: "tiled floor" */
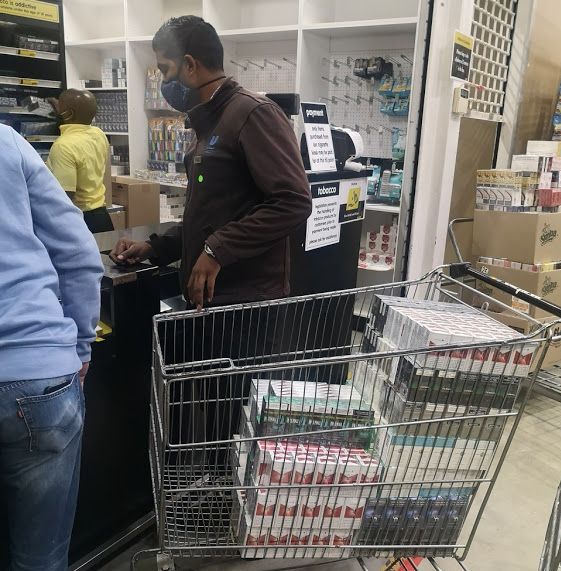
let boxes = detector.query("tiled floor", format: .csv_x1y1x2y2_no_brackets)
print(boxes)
100,393,561,571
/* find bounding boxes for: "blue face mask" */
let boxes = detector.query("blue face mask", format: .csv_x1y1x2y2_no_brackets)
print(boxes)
161,80,200,113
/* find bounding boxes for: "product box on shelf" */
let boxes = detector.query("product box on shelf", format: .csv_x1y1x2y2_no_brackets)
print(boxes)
473,210,561,264
475,261,561,319
527,140,561,157
511,154,552,173
111,177,159,227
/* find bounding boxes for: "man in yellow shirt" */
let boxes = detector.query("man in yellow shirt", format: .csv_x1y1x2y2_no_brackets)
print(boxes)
47,89,114,233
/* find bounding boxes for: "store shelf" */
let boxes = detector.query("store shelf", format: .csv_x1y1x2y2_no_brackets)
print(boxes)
0,45,60,61
0,75,61,89
218,25,299,42
358,264,394,272
104,131,129,135
25,136,58,143
302,18,418,37
88,87,127,91
0,107,49,116
365,203,401,214
66,37,126,48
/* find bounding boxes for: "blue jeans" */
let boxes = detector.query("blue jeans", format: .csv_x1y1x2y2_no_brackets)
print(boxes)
0,373,84,571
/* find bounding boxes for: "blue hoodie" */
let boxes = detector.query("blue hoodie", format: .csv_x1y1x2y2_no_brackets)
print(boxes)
0,125,104,382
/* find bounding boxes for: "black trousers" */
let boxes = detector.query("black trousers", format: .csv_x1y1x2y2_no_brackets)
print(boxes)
83,207,114,234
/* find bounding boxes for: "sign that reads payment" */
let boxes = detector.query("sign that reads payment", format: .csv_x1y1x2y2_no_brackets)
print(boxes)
305,182,341,251
301,102,336,173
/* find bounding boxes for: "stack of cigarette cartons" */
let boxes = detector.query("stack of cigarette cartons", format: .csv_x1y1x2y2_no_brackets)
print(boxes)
359,295,534,547
250,380,377,449
473,141,561,351
231,433,381,557
230,377,387,558
359,220,398,270
101,57,126,88
358,492,470,549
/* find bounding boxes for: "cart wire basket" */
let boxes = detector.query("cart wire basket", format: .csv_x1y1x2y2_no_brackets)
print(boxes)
138,264,560,570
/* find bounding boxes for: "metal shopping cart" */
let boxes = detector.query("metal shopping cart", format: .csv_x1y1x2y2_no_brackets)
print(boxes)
133,261,561,571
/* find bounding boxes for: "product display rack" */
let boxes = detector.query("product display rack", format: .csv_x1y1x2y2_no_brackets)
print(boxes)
0,0,66,154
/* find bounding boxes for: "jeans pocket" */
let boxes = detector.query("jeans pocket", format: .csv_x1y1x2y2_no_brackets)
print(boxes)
17,374,84,453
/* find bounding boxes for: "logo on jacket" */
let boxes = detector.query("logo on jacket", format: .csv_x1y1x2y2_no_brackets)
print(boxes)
208,135,219,147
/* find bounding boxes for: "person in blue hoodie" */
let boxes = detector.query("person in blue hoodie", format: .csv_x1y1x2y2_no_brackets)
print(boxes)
0,124,104,571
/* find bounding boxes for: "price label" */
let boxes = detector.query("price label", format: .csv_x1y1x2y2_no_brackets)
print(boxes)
18,49,37,58
21,78,38,86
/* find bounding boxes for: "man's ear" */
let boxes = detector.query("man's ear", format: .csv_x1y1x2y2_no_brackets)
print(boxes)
183,54,197,76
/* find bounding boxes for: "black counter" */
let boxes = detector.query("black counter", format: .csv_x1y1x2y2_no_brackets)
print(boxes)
70,226,178,566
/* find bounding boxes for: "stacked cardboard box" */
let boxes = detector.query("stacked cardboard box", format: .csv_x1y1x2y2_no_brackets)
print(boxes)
111,176,160,228
473,143,561,352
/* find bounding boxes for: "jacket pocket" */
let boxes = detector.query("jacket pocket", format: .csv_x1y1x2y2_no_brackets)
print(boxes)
17,374,84,453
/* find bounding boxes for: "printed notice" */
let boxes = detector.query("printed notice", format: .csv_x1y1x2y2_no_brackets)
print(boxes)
451,30,473,81
338,178,366,224
305,182,341,251
301,102,336,173
0,0,59,23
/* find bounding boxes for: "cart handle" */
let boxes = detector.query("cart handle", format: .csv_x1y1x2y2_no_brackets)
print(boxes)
448,217,473,263
450,263,561,318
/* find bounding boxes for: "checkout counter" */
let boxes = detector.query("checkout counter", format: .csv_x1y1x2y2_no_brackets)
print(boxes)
70,168,370,566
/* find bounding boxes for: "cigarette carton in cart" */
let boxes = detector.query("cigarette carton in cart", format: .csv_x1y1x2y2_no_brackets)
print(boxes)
237,503,268,558
293,452,317,484
378,431,495,472
307,529,355,558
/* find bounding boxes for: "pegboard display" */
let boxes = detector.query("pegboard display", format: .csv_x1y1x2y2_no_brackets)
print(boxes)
324,48,414,159
225,55,297,94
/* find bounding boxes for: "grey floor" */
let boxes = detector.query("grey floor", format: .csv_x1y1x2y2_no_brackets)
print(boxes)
99,392,561,571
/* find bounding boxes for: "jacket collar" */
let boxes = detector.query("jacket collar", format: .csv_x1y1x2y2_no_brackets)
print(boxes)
187,77,240,136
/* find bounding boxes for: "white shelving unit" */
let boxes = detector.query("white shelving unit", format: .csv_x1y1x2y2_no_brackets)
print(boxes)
63,0,427,287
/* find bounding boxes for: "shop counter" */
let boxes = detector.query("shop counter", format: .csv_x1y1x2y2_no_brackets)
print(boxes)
70,224,180,567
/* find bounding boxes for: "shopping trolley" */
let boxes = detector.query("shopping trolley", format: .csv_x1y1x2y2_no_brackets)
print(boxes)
133,261,561,571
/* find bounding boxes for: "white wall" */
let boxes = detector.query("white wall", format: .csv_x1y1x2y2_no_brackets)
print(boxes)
406,0,475,279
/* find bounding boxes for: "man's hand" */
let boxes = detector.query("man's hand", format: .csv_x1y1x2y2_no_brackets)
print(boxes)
109,239,154,266
187,252,221,311
79,362,89,387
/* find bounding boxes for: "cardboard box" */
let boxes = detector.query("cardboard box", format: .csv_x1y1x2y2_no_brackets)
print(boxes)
475,261,561,319
112,176,160,227
108,209,126,230
473,210,561,264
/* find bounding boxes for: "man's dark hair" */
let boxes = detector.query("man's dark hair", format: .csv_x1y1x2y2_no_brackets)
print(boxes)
153,16,224,71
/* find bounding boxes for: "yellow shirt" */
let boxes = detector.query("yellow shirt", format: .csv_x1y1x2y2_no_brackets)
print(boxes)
47,124,109,212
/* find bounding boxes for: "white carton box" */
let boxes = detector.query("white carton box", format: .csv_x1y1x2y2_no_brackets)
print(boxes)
315,454,339,485
293,452,317,484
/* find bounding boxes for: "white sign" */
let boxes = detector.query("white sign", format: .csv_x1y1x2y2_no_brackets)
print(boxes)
301,102,336,172
305,181,341,251
338,178,367,224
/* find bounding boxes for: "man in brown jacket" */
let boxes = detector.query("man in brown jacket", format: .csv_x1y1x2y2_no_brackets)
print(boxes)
110,15,312,310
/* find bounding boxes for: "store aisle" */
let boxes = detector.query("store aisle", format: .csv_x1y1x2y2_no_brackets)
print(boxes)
100,393,561,571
